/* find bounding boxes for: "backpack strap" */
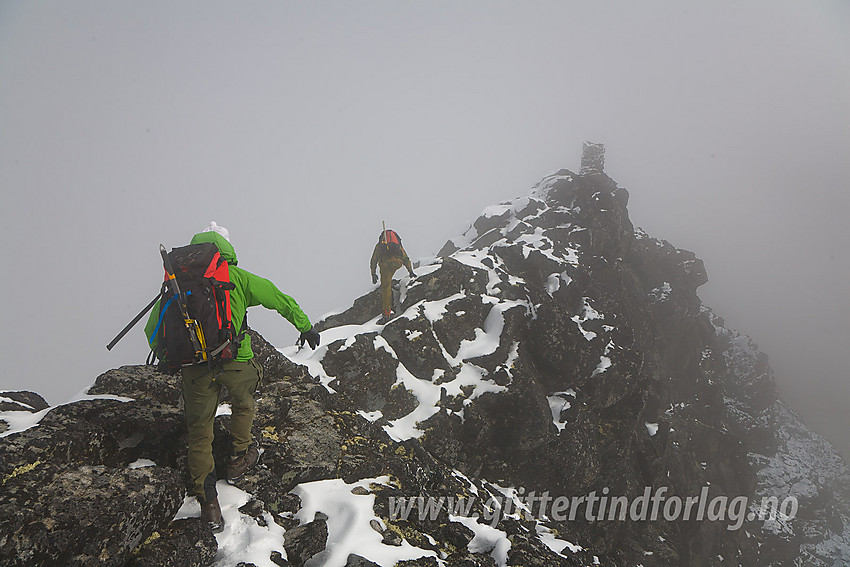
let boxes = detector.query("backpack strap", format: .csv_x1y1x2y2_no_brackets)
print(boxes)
207,313,249,358
148,286,178,349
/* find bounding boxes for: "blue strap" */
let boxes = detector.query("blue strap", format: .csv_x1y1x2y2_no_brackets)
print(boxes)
148,291,190,347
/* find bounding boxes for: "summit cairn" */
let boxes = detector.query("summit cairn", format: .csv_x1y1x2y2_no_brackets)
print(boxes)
580,141,605,174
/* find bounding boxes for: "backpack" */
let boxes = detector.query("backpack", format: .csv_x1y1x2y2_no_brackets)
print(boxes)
149,242,243,371
379,229,404,259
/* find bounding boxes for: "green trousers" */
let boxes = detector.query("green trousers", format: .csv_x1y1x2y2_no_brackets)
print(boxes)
181,359,262,501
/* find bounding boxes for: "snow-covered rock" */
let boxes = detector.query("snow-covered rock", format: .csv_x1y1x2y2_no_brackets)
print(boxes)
1,166,847,566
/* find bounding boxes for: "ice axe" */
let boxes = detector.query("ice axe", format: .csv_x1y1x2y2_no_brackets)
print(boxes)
106,292,162,351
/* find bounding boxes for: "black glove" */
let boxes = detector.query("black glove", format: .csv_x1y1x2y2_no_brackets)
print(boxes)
297,327,321,350
371,273,378,284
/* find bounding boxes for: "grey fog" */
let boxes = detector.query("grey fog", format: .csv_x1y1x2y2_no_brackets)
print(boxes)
0,1,848,458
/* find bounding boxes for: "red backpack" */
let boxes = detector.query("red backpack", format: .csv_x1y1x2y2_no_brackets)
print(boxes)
379,229,403,258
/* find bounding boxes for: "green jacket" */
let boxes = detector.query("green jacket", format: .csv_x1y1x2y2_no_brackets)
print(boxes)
144,231,312,361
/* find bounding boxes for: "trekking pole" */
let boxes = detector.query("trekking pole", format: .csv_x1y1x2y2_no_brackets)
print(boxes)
106,292,162,351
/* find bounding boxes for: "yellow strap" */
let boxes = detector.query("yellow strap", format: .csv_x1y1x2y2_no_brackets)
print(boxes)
186,319,209,361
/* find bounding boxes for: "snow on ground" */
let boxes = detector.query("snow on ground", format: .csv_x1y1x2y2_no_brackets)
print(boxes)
278,174,624,563
451,514,511,566
0,407,51,438
444,171,580,266
529,171,575,201
175,482,288,567
0,384,137,438
376,325,512,441
590,341,617,378
547,390,576,433
400,262,441,298
380,359,442,441
571,297,602,341
591,356,612,377
648,282,672,303
357,410,383,423
545,271,572,296
477,482,586,562
284,268,523,441
0,397,34,409
69,381,136,404
292,476,435,567
282,317,388,394
285,184,598,441
452,250,507,295
536,523,584,556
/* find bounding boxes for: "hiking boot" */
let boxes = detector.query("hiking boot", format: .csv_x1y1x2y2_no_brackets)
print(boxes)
201,496,225,533
227,442,260,483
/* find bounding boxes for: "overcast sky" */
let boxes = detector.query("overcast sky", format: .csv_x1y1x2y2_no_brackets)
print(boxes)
1,1,848,456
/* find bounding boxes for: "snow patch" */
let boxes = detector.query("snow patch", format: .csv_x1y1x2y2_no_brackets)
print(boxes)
452,249,503,295
175,482,287,567
649,282,673,303
453,301,522,363
536,524,583,555
591,356,612,377
77,393,135,403
530,171,574,201
451,514,511,567
571,297,603,341
545,271,572,296
357,410,383,423
0,397,33,410
419,293,466,323
547,390,576,433
503,342,520,379
292,477,434,566
0,407,51,438
382,363,442,441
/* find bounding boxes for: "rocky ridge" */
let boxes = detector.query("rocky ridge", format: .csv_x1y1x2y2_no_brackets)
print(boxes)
1,168,848,566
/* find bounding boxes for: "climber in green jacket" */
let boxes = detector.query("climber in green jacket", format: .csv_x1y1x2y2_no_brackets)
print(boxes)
144,222,320,532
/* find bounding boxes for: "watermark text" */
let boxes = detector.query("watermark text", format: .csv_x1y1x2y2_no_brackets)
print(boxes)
388,487,798,531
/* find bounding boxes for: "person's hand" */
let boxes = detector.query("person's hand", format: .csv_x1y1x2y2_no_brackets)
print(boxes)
297,327,321,350
371,273,378,285
408,269,415,278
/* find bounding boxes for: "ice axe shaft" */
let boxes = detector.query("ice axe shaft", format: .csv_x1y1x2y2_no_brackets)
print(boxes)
382,220,389,253
106,292,162,351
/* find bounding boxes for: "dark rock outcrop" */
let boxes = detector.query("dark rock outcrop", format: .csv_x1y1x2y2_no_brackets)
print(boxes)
302,169,850,565
283,517,328,566
0,464,183,567
1,167,847,566
0,391,49,413
126,518,217,567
